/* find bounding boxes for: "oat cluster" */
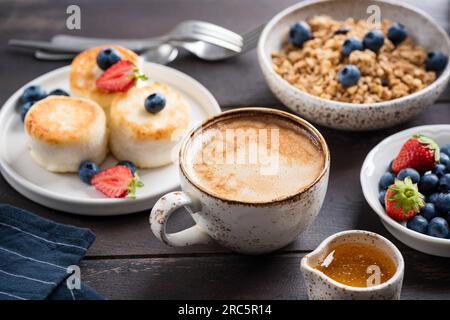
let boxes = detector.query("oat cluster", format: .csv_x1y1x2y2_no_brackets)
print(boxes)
271,15,437,104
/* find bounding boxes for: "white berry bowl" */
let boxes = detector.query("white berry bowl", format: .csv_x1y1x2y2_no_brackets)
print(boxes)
361,125,450,257
257,0,450,131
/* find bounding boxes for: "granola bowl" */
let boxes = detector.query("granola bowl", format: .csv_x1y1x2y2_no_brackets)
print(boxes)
258,0,450,131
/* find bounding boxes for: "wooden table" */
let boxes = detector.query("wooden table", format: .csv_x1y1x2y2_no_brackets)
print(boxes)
1,0,450,300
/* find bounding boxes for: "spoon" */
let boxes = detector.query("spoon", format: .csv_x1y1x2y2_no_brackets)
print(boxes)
140,44,178,64
34,40,237,63
35,43,179,65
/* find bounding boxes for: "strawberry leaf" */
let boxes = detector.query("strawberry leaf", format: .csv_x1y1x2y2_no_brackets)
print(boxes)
133,66,148,82
387,177,425,215
127,173,144,199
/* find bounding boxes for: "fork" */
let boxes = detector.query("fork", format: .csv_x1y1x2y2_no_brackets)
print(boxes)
33,23,266,62
9,20,243,54
169,23,266,61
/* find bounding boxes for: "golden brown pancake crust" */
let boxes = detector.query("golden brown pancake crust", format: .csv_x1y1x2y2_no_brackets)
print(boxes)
70,45,139,110
25,96,106,144
110,82,190,140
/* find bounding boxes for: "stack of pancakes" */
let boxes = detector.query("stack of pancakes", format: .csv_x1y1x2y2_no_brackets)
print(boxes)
24,45,191,172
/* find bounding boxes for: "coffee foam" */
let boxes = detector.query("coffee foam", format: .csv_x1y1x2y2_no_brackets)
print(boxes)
184,115,325,203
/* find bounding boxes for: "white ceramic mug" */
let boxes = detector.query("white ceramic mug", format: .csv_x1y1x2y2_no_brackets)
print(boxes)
301,230,405,300
149,108,330,254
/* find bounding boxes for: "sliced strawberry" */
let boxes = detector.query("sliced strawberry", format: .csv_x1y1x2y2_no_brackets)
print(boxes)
92,165,145,198
95,60,147,92
385,177,425,222
91,165,133,198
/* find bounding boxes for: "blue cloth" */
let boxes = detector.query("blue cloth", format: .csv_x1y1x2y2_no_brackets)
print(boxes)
0,204,104,300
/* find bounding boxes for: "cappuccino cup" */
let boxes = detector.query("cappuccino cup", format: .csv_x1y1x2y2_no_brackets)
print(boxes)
150,108,330,254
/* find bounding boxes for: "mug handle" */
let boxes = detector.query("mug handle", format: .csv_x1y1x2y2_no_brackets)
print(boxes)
149,191,213,247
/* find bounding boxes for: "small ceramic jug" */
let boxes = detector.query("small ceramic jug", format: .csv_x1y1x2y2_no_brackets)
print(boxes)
301,230,404,300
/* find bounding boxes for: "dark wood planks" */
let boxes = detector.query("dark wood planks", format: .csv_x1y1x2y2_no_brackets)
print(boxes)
81,254,310,300
80,247,450,300
1,0,450,300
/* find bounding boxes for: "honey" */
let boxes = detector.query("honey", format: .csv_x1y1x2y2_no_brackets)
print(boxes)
315,243,396,288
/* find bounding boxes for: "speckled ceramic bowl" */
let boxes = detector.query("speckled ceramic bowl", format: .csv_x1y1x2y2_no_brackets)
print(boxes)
361,125,450,257
258,0,450,131
301,230,404,300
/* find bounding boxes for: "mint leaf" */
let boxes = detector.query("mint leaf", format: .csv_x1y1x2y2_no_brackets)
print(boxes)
127,173,144,199
133,67,148,82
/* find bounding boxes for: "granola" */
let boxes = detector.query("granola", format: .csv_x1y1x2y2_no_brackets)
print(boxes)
271,15,437,104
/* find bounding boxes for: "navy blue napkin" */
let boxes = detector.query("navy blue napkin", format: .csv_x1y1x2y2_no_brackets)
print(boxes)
0,204,104,300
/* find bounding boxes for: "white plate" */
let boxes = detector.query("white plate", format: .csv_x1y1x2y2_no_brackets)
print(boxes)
361,125,450,257
0,63,221,216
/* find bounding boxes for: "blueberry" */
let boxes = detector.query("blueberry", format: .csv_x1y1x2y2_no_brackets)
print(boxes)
48,89,69,96
441,144,450,157
418,173,439,195
379,172,395,190
341,37,363,56
407,215,428,234
387,23,407,45
440,153,450,166
78,161,100,185
20,101,36,121
334,26,351,35
117,160,137,175
288,22,312,47
379,190,387,207
397,168,420,184
425,51,448,73
439,174,450,192
435,193,450,213
96,48,122,71
20,85,47,103
426,217,449,238
428,192,440,204
363,29,385,52
338,65,361,87
145,93,166,113
446,211,450,225
420,203,437,221
433,164,447,177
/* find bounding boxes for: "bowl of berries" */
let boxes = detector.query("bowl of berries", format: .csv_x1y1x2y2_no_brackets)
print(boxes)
258,0,450,130
361,125,450,257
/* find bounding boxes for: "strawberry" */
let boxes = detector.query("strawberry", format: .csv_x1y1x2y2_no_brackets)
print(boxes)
95,60,148,92
91,165,144,198
392,134,440,174
385,177,425,222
